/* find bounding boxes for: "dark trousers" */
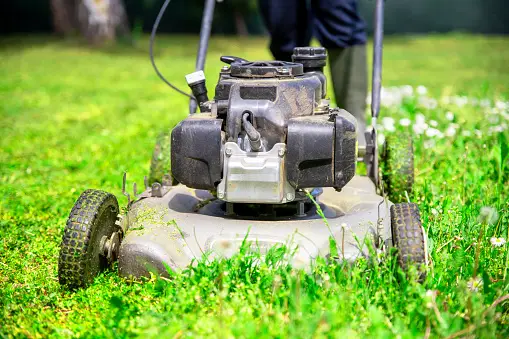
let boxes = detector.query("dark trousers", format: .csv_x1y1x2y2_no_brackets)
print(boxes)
259,0,367,61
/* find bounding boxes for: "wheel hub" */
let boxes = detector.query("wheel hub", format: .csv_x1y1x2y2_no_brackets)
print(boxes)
101,232,121,263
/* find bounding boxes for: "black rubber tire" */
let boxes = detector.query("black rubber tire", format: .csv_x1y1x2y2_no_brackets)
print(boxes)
58,189,120,289
390,203,427,281
382,134,414,203
149,129,178,186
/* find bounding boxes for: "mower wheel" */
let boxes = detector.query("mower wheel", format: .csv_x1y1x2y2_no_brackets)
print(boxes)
382,134,414,203
390,203,427,281
149,129,178,186
58,189,121,289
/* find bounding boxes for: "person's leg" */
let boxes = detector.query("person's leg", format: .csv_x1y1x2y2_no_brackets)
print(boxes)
259,0,311,61
311,0,368,145
328,46,367,142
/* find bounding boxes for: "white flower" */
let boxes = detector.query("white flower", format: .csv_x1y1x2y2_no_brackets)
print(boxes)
417,85,428,95
424,139,435,149
495,100,507,110
427,98,438,110
445,125,457,137
416,113,426,124
424,290,437,309
429,120,438,127
419,97,438,109
401,85,413,97
399,118,411,127
431,208,439,216
467,277,483,292
478,206,499,225
490,237,506,247
377,133,385,146
446,111,455,121
425,127,443,138
488,126,505,134
480,99,491,107
382,117,396,132
413,122,429,135
426,290,436,298
453,96,468,107
462,130,472,137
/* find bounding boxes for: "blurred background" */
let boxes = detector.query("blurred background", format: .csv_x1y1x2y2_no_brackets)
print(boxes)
1,0,509,41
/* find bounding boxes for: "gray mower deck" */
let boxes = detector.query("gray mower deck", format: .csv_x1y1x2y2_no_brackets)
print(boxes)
118,175,392,278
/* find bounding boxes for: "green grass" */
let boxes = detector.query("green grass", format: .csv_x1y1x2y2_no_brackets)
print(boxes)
1,34,508,338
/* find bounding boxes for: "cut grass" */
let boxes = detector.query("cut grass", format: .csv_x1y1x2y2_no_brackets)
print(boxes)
0,34,508,338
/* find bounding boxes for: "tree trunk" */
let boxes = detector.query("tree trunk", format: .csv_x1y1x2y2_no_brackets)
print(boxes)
50,0,78,35
234,9,249,36
77,0,130,45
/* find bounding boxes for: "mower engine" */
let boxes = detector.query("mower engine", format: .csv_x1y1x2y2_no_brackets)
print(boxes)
171,47,358,205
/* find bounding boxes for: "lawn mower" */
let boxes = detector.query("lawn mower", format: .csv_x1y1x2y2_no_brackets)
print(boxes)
57,0,428,289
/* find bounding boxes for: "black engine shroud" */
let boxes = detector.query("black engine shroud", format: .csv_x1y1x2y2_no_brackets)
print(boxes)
171,48,357,194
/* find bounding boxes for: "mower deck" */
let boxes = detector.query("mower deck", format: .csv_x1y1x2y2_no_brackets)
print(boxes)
118,175,392,278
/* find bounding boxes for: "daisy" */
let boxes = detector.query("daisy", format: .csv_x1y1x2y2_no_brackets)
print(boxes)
445,125,457,137
467,277,483,292
495,100,507,110
490,237,506,247
399,118,411,127
480,99,491,107
382,117,396,132
414,123,428,135
417,85,428,96
401,85,413,97
425,128,443,138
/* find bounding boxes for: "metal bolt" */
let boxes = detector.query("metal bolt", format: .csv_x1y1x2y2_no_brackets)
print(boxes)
225,148,232,156
221,66,229,72
151,183,163,197
226,203,234,216
286,193,294,201
296,201,306,217
277,68,290,75
217,191,224,198
278,148,286,157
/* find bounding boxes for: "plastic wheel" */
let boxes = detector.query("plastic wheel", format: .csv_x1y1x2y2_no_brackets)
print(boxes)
382,134,414,203
149,129,178,186
390,203,427,281
58,189,121,289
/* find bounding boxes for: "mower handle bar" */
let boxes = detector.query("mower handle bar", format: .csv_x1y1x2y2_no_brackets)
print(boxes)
371,0,384,120
189,0,216,114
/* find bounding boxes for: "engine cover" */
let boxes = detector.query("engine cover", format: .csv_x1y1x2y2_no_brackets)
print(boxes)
171,114,223,190
286,110,357,190
171,49,358,202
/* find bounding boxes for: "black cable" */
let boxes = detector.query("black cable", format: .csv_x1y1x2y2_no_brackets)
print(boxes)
150,0,195,100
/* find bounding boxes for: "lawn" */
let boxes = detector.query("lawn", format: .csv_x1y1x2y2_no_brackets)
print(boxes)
0,34,508,338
